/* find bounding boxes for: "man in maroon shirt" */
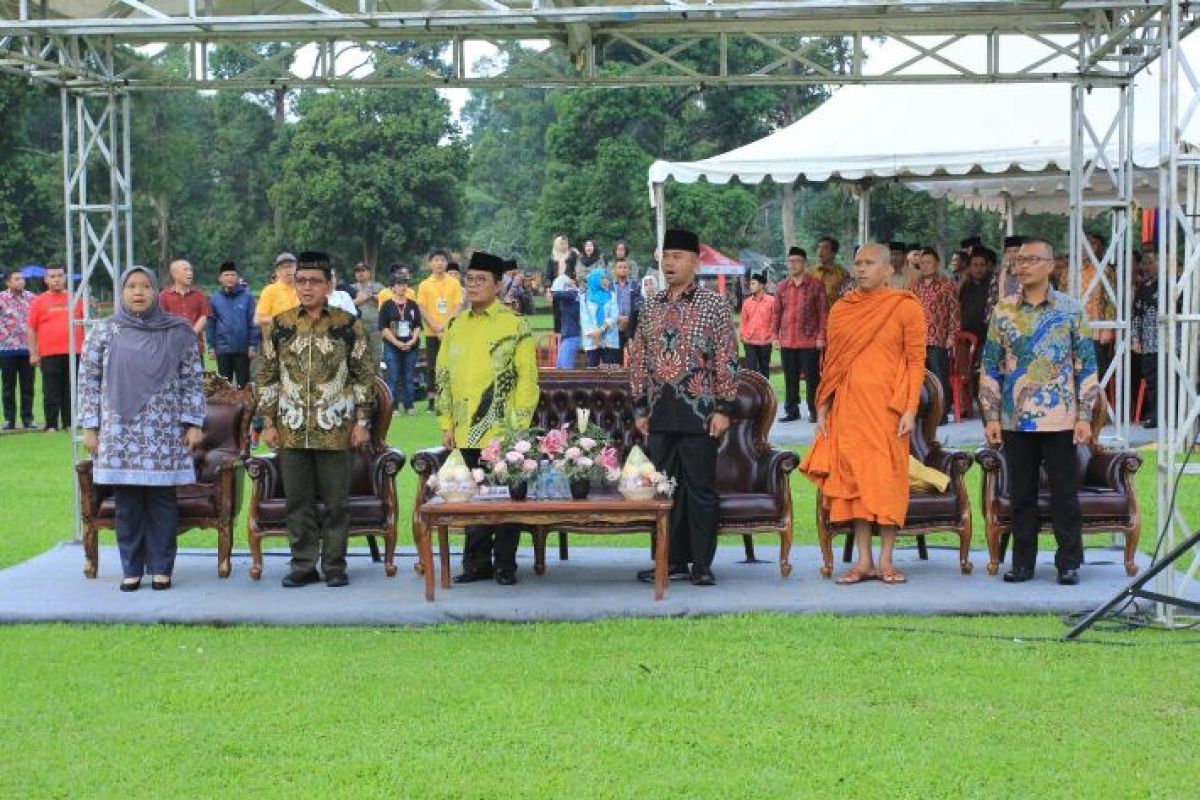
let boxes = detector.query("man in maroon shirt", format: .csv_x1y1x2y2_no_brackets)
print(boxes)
772,246,828,423
159,259,211,350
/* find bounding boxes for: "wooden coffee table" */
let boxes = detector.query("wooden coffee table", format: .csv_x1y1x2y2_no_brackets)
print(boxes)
413,495,675,601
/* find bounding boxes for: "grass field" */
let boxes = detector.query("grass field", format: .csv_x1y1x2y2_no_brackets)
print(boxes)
2,322,1199,797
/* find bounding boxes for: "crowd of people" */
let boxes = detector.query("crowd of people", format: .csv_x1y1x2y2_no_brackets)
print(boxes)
0,226,1154,593
737,232,1161,432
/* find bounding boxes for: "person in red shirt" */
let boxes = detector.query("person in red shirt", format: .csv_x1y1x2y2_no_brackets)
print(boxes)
772,246,829,423
159,259,211,350
27,264,85,431
739,272,776,379
911,247,960,425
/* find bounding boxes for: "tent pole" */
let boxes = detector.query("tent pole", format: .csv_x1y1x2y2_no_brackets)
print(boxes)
653,182,666,286
856,183,871,245
781,182,797,251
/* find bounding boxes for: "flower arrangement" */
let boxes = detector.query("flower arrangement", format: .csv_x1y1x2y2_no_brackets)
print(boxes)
539,408,621,482
478,429,542,486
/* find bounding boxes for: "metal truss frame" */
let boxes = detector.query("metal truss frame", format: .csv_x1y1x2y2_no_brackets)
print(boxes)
61,77,133,541
1068,79,1135,446
1150,0,1200,627
0,2,1187,91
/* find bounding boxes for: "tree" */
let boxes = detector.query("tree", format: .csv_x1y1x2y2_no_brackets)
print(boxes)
271,87,467,268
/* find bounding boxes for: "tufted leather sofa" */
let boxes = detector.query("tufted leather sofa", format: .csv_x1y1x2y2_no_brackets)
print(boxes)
975,397,1142,576
245,375,406,579
817,371,975,577
410,367,800,577
77,372,254,579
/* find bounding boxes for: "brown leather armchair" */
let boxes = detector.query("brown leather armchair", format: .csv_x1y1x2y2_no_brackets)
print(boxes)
975,397,1142,576
410,368,800,577
817,371,975,577
246,376,406,579
77,373,254,579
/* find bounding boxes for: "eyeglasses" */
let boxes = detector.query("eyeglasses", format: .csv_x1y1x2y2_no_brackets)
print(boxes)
463,275,493,286
1014,255,1054,266
295,277,327,287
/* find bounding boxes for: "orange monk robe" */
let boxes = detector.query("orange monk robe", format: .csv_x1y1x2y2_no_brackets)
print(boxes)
800,288,927,526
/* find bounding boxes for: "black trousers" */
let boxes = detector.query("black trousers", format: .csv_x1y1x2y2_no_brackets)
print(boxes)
742,343,772,379
215,352,251,387
1002,430,1083,572
647,432,719,570
1095,340,1115,390
113,485,178,578
279,448,352,578
0,354,35,425
426,336,441,402
460,448,520,572
40,354,72,429
1142,351,1158,423
780,347,820,420
925,346,951,423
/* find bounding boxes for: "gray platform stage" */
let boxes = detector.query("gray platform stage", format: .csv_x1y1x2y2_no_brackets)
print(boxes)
0,542,1166,627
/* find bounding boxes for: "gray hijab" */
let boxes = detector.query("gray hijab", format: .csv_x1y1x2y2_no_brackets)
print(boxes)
105,266,198,419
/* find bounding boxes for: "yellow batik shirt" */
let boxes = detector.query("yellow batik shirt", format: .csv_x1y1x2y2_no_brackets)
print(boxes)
436,299,540,449
256,305,375,450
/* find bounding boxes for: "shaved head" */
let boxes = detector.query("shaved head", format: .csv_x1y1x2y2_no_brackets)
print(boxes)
853,243,891,292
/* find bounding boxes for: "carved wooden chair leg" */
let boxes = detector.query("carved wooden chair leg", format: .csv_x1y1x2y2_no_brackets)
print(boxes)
779,526,793,578
83,523,99,579
1123,526,1139,576
217,523,233,578
366,535,382,563
984,522,1002,576
384,524,398,577
558,531,569,561
248,530,264,580
958,533,973,575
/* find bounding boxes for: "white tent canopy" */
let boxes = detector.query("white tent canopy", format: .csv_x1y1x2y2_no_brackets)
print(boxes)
647,40,1199,215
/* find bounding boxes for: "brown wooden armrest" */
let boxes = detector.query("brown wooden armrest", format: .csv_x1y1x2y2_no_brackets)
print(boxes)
925,446,973,478
411,447,449,502
974,446,1005,473
1085,450,1143,490
245,453,280,497
372,448,407,496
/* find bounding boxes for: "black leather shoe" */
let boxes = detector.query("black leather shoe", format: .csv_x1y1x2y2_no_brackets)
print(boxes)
1002,568,1035,583
636,564,691,583
1143,419,1157,429
325,573,349,588
282,570,322,588
119,579,141,592
453,568,495,584
1056,569,1080,586
691,566,717,586
777,414,800,423
494,569,518,586
151,578,172,591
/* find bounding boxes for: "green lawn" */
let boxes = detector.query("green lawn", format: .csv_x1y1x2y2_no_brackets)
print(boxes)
2,354,1199,797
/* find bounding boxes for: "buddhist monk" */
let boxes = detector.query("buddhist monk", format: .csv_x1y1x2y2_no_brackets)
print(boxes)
800,242,927,584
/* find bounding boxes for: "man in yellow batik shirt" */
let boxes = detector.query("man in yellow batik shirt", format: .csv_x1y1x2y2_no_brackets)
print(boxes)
437,250,539,586
417,249,465,413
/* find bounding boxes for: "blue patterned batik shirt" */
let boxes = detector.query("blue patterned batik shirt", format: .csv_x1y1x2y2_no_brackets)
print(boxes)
978,288,1100,432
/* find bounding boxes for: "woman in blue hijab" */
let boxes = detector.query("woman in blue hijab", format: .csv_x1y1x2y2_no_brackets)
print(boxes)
580,268,621,367
78,266,205,591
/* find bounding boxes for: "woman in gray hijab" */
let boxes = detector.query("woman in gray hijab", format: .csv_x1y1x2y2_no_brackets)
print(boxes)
78,266,205,591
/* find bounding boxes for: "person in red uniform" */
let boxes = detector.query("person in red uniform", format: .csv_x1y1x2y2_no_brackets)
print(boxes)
159,259,211,351
27,264,84,432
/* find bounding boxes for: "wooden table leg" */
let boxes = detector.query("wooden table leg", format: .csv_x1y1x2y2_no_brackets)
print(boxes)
417,515,435,602
654,510,669,601
439,525,451,590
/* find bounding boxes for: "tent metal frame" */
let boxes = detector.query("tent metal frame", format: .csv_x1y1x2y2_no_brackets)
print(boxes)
0,1,1195,625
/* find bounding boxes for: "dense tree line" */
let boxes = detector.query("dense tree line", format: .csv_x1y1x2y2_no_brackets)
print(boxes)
0,37,1055,288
